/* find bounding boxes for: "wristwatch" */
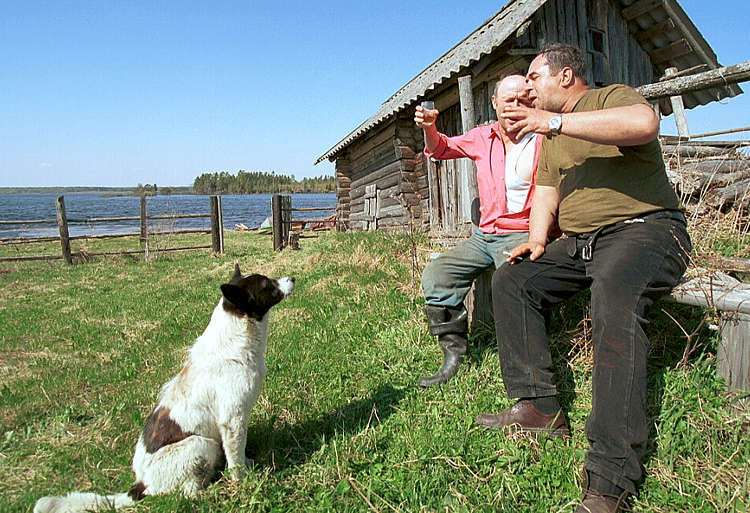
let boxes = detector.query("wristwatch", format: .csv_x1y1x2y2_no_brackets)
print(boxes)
548,114,563,137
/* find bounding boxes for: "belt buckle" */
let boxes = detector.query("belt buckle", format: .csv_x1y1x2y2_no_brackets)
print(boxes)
581,242,592,261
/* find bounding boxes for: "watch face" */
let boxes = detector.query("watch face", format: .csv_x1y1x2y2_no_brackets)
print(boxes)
549,115,562,133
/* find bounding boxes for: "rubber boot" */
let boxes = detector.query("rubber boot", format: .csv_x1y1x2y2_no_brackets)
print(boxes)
418,304,469,387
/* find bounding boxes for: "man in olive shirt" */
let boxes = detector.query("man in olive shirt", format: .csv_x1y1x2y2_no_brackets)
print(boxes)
475,43,691,512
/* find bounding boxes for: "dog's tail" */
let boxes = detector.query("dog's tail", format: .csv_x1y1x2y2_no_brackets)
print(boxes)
34,489,138,513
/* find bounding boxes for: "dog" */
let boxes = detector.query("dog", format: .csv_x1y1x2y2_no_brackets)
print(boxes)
34,264,295,513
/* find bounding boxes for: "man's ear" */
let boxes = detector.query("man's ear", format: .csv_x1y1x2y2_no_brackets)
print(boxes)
221,283,248,308
559,67,576,87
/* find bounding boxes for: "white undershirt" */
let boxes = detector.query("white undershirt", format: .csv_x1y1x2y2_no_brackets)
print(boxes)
504,133,535,214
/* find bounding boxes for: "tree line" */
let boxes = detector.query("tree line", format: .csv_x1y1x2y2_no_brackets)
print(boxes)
192,170,336,194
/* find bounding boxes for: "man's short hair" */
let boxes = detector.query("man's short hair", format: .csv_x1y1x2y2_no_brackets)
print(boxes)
539,42,586,79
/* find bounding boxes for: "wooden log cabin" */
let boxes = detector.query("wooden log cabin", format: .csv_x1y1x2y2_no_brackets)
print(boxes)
315,0,739,234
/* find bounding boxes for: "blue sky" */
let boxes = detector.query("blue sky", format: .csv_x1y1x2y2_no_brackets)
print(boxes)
1,1,748,188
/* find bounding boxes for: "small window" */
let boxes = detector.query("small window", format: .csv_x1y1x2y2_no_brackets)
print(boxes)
589,28,606,54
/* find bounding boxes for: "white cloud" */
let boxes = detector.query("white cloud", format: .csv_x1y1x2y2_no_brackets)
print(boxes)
39,162,53,167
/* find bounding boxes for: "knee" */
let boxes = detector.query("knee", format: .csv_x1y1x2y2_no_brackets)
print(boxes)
491,263,517,294
421,259,443,291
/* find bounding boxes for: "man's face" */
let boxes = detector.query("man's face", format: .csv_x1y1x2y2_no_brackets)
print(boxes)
526,55,565,112
492,78,533,132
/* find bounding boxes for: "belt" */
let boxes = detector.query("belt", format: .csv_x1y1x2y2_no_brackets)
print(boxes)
567,210,686,262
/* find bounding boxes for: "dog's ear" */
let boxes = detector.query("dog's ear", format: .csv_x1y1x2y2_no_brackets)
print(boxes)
221,283,249,309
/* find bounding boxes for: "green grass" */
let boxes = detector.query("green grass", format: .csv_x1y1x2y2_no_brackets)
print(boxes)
0,230,748,512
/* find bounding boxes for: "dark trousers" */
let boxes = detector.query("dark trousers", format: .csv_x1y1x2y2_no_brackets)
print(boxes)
491,212,691,492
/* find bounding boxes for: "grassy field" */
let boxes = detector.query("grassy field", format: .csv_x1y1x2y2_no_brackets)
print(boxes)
0,228,748,512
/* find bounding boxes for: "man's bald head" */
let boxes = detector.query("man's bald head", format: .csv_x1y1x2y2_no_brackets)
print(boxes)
491,74,533,137
494,74,528,98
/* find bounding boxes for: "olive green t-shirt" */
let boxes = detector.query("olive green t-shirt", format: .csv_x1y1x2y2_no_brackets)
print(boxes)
537,84,680,235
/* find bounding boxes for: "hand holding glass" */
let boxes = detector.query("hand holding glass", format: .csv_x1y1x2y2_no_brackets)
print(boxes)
420,101,436,127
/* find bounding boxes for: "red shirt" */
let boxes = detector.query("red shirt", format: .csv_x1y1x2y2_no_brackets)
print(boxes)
425,122,543,234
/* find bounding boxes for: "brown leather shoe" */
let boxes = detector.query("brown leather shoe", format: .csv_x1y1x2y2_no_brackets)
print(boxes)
474,399,570,438
575,470,631,513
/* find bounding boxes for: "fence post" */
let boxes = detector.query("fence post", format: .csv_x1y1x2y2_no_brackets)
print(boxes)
272,194,283,251
140,195,150,260
272,194,292,251
55,195,73,264
210,195,224,254
140,195,148,242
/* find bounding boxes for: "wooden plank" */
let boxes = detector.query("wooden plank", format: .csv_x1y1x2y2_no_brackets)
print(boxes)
690,126,750,140
347,123,395,163
637,60,750,100
555,0,567,43
427,158,441,230
458,75,476,134
649,39,692,65
351,160,401,191
635,18,676,46
575,0,588,51
350,171,400,200
458,74,479,226
542,0,558,43
665,67,690,137
621,0,661,22
0,219,57,225
668,274,750,315
350,149,397,183
0,254,63,263
467,267,495,334
717,312,750,392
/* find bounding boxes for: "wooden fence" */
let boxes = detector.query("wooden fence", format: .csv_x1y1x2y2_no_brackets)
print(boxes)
0,195,224,264
271,194,336,251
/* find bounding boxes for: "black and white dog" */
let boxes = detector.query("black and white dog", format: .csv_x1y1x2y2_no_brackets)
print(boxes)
34,264,295,513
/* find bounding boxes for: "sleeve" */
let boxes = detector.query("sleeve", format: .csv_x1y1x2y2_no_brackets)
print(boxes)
424,126,483,161
599,84,650,109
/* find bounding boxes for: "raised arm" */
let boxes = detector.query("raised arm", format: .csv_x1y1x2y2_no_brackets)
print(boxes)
500,103,659,146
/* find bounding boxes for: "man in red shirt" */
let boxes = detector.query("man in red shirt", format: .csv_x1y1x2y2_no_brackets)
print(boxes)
414,74,543,387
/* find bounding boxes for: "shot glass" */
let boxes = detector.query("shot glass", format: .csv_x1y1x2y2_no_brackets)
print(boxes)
420,101,436,127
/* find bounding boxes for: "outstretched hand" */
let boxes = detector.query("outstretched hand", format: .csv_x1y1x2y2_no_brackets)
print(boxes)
501,105,555,139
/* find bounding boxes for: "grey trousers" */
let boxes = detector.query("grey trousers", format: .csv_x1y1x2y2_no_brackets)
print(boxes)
422,228,528,308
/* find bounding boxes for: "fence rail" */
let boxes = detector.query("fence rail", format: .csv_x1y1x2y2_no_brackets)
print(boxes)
0,195,224,264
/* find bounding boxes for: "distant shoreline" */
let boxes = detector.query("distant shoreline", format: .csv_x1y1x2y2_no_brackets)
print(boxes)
0,187,334,195
0,186,190,195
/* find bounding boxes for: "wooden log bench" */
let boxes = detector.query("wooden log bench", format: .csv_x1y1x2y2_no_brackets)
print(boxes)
667,270,750,393
463,266,750,393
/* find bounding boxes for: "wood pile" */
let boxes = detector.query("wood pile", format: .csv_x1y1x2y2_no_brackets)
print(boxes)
662,137,750,216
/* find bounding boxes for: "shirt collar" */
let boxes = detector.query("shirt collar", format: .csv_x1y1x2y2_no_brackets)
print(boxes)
489,121,504,140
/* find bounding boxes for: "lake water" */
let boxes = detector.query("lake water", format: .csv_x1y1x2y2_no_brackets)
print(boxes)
0,193,336,239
